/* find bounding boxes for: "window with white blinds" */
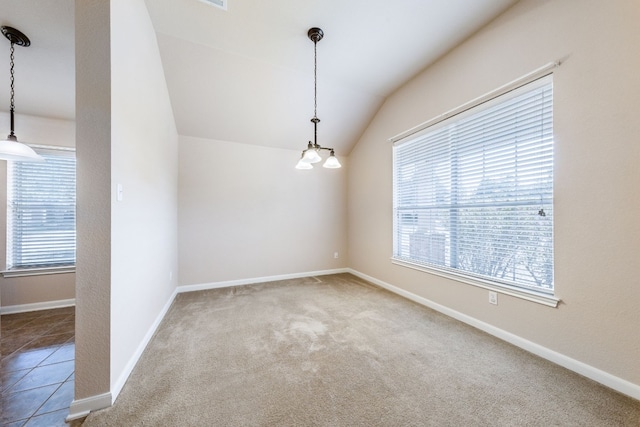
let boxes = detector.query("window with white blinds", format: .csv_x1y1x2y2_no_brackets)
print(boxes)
393,76,553,293
7,147,76,270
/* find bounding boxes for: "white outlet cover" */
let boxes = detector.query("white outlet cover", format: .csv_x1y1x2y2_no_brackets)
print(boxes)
489,291,498,305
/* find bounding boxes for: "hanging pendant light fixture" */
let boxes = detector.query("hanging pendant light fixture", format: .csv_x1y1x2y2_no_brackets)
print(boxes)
0,26,43,162
295,27,341,170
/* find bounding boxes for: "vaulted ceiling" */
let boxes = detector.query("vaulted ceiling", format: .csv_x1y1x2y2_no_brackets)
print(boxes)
0,0,517,155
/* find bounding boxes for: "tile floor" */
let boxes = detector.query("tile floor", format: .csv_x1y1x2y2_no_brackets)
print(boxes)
1,307,77,427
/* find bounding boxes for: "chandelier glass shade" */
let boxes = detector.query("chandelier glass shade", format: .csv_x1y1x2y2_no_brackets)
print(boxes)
295,27,341,170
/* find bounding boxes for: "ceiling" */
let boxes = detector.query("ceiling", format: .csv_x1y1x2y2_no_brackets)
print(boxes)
0,1,75,121
0,0,518,155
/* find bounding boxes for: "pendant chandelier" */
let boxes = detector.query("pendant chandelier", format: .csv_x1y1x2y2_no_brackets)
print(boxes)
295,27,341,170
0,26,43,162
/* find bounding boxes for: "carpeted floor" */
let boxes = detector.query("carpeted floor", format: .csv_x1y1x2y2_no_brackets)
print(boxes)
84,273,640,426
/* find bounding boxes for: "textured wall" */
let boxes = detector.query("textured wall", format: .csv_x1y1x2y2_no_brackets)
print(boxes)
348,0,640,387
75,0,112,402
0,114,75,308
178,136,347,286
109,0,179,392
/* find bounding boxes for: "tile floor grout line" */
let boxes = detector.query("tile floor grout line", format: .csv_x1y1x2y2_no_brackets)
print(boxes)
31,380,66,418
5,365,75,395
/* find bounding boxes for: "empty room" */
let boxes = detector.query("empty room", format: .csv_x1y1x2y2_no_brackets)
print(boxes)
1,0,639,426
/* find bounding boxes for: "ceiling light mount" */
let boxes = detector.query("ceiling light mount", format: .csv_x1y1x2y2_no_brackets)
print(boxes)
296,27,341,170
0,26,43,162
1,26,31,47
307,27,324,44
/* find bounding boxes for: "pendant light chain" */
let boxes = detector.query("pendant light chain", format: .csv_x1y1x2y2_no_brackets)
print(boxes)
9,42,15,113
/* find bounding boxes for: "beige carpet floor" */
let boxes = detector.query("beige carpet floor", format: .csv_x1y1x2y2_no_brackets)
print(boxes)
84,273,640,426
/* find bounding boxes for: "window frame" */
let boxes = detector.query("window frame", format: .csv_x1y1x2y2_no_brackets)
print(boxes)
391,73,558,307
3,145,76,277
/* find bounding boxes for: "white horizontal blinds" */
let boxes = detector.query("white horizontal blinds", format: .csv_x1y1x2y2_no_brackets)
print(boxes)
7,148,76,269
393,76,553,292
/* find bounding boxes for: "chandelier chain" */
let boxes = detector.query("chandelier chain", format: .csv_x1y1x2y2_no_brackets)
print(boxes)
9,42,15,112
313,39,317,119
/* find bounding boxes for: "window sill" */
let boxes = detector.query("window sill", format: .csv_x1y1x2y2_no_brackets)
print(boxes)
391,258,559,308
2,266,76,278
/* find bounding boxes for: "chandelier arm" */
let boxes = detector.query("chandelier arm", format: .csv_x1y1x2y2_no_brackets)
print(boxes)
312,117,319,147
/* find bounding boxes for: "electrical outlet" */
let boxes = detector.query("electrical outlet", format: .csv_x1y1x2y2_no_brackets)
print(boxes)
169,271,173,281
116,183,123,202
489,291,498,305
334,252,339,259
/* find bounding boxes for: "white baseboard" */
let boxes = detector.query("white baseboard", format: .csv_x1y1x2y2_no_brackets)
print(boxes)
111,287,179,401
177,268,349,293
347,268,640,401
0,298,75,315
66,392,112,422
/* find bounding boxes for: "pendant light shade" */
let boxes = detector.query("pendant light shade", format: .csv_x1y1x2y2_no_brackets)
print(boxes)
322,150,341,169
0,136,44,161
295,28,340,170
302,142,322,163
1,26,44,162
295,157,313,170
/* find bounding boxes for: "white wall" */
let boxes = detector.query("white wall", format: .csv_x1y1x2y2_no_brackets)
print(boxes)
73,0,178,412
110,0,178,394
348,0,640,391
0,113,75,309
179,136,346,286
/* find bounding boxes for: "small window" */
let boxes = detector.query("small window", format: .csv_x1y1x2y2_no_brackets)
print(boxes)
6,147,76,271
393,76,554,294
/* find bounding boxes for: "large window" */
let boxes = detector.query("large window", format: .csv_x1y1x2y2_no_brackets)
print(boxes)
393,76,553,294
6,147,76,272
